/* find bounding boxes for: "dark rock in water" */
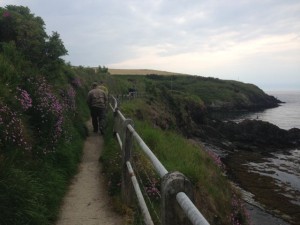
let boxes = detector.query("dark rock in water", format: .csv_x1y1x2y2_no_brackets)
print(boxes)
287,128,300,145
198,119,300,152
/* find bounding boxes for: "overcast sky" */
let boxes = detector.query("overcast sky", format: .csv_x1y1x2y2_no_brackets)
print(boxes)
1,0,300,90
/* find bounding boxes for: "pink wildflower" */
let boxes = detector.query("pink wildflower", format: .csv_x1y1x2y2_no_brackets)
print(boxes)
16,88,32,110
3,11,10,18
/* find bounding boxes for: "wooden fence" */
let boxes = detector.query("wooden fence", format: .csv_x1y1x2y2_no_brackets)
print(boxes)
109,96,210,225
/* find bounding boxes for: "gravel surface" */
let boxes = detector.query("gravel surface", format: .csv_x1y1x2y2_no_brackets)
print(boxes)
56,123,124,225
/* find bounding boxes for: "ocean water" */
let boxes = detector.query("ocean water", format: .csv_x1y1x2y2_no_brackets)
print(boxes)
233,91,300,130
235,91,300,224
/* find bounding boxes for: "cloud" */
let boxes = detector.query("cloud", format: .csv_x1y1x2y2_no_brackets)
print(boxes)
1,0,300,89
110,33,300,68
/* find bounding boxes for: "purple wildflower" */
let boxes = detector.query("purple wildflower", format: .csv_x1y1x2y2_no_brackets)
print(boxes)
145,178,161,200
0,103,32,152
3,11,10,18
16,88,32,110
230,192,251,225
26,77,66,154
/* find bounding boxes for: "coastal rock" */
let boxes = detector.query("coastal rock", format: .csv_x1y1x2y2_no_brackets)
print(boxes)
207,92,282,111
199,119,300,151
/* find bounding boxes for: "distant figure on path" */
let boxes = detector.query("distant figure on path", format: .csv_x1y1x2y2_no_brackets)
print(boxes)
87,82,107,134
128,87,137,99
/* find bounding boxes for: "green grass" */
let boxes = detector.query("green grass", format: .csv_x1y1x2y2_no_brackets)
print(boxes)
134,120,233,224
109,74,273,111
100,112,124,214
102,99,249,225
0,124,84,225
0,164,48,225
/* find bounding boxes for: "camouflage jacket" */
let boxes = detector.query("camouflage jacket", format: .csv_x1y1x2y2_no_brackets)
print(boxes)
87,88,107,108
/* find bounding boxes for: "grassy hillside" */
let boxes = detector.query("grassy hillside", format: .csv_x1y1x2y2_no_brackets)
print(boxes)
108,68,185,76
100,74,261,224
0,6,108,224
105,74,280,138
108,74,279,109
101,97,250,225
100,73,280,224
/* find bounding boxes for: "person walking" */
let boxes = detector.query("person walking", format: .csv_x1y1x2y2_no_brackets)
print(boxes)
87,82,108,134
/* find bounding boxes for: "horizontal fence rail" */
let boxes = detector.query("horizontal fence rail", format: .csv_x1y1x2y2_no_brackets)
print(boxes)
176,192,210,225
127,124,168,178
109,96,210,225
112,92,147,102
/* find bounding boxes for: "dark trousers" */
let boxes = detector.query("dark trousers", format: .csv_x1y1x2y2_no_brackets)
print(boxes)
90,107,106,132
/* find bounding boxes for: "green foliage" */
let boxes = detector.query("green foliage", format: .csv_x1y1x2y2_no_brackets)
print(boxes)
0,5,68,75
0,134,84,225
129,119,234,224
45,32,67,60
104,97,250,225
0,6,47,64
0,42,32,86
98,65,108,73
0,5,91,225
0,165,48,225
101,112,122,196
110,74,276,113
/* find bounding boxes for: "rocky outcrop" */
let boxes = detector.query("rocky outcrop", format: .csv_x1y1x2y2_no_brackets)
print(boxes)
198,119,300,152
208,93,282,111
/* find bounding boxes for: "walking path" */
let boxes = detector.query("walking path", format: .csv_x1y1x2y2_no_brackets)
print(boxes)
56,122,124,225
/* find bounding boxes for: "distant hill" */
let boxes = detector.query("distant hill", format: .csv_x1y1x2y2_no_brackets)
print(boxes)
108,68,185,76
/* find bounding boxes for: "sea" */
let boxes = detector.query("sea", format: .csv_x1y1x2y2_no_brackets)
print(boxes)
232,90,300,225
233,90,300,129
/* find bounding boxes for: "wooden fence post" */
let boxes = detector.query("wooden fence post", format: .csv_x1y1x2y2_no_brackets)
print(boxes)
113,107,118,135
161,171,194,225
121,119,134,206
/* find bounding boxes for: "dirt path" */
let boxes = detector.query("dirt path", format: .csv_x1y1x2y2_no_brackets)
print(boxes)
56,122,124,225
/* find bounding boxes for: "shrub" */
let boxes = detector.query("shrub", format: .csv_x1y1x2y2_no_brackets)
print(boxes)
0,102,32,154
20,76,65,155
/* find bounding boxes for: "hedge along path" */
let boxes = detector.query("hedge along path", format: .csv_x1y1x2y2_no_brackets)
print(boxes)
56,121,124,225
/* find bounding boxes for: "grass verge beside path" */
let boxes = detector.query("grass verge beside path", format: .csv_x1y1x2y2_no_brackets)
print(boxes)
101,103,250,225
0,127,84,225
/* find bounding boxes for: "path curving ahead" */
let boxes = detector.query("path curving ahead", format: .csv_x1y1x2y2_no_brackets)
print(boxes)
56,122,124,225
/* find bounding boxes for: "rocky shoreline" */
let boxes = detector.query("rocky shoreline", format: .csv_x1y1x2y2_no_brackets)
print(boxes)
194,119,300,225
196,118,300,153
142,81,299,224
